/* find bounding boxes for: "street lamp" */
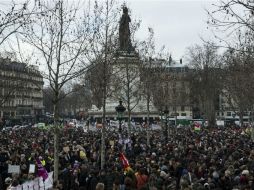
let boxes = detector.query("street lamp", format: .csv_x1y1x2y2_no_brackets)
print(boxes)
115,100,126,133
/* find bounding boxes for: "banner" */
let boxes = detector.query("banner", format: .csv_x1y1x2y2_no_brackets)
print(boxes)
44,172,53,189
9,172,53,190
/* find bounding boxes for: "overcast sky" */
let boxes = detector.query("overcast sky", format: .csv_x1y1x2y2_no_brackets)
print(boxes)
120,0,217,62
0,0,220,64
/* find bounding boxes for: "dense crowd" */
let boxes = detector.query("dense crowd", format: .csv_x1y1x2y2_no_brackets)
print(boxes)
0,124,254,190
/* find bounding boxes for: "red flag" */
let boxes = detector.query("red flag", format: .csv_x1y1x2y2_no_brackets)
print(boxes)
119,153,130,170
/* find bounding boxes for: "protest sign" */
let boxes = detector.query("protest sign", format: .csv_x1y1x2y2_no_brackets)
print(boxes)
8,165,20,174
29,164,35,173
109,140,114,146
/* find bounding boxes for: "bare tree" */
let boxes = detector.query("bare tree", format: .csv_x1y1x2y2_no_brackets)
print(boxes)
43,86,67,115
20,0,91,180
207,0,254,49
64,84,92,117
187,43,222,126
113,56,142,136
223,42,254,125
138,27,156,146
0,0,36,48
84,0,120,169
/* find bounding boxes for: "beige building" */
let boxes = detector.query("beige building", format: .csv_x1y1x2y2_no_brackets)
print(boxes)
0,58,44,120
149,59,192,120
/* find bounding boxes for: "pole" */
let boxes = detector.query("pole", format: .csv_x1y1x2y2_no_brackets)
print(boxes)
165,114,168,140
168,114,170,140
119,117,122,133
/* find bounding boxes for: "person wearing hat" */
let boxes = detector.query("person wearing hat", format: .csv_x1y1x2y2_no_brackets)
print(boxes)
240,170,249,185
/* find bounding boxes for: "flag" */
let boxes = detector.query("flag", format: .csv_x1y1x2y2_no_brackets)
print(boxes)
119,153,129,169
194,123,201,132
119,153,133,173
36,158,48,180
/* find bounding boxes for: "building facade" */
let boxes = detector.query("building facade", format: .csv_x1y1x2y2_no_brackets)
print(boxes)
152,60,192,120
0,58,44,121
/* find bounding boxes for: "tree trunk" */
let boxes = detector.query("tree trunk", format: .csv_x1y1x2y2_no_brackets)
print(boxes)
167,120,170,140
205,97,216,127
250,109,254,141
53,128,59,181
101,97,106,169
126,63,131,137
146,95,150,146
101,8,108,167
127,109,131,137
239,111,244,127
53,94,60,181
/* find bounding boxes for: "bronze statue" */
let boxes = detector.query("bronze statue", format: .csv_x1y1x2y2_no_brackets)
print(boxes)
119,6,133,51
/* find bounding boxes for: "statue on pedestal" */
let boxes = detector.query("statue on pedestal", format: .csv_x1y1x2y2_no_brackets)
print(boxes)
119,6,133,52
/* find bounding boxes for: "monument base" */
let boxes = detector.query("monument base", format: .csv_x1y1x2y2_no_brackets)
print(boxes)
116,50,139,58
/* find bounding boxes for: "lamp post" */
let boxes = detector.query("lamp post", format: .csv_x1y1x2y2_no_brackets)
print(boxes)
115,100,126,133
164,106,169,140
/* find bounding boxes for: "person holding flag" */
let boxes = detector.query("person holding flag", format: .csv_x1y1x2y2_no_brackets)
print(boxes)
36,157,48,181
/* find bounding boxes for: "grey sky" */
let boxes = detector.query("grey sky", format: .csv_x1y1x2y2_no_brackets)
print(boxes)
121,0,217,62
0,0,219,63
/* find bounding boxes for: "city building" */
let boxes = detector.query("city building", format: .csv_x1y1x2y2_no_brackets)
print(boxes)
151,59,192,121
217,90,251,124
0,58,44,121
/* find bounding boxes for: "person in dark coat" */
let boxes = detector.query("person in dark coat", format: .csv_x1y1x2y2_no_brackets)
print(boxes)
78,164,89,188
87,169,99,190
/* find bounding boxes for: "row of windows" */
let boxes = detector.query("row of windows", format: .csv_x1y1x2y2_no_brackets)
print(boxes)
1,89,42,97
217,111,250,117
0,71,42,82
0,80,42,89
163,106,190,112
173,112,187,116
3,99,43,107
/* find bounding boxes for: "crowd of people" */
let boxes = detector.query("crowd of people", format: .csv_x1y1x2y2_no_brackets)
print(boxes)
0,124,254,190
